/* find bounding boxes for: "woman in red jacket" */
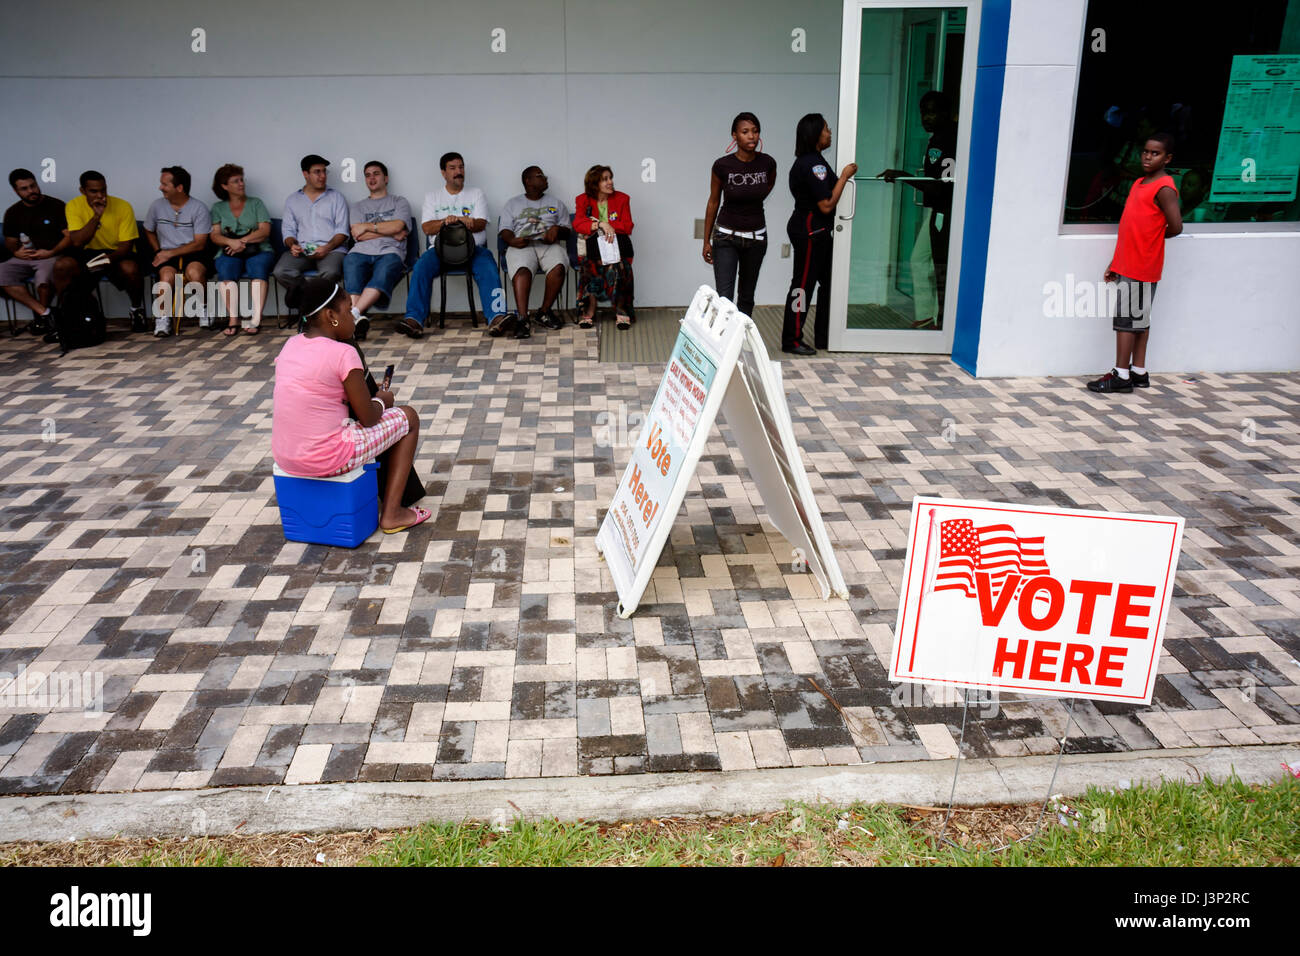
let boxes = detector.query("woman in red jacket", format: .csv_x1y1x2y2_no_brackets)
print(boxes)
573,165,634,329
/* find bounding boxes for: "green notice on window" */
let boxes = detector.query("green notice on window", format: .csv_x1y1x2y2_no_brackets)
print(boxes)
1209,55,1300,203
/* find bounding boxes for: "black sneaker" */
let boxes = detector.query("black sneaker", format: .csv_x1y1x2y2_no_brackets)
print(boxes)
513,317,532,340
129,307,148,333
27,313,52,336
42,330,59,345
782,343,816,356
354,316,370,341
1086,368,1133,393
487,312,518,337
539,309,564,331
1128,368,1150,388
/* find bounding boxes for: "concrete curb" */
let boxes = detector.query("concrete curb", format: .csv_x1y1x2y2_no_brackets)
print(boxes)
1,744,1293,842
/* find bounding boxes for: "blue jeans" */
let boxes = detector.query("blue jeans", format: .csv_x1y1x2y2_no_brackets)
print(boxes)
404,245,503,323
215,250,274,281
343,252,404,307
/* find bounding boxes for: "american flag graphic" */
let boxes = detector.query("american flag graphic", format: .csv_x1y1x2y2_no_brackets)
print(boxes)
934,518,1050,601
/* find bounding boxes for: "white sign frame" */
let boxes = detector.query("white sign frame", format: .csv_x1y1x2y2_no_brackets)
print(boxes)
596,287,848,618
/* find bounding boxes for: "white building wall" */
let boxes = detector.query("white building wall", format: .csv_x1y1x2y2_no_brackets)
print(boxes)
0,0,845,316
977,0,1300,376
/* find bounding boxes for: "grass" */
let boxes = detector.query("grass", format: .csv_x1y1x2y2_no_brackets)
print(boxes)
2,776,1295,867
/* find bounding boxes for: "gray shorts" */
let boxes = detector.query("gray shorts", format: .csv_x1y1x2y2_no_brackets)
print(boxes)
0,254,58,288
505,241,566,278
1112,274,1157,332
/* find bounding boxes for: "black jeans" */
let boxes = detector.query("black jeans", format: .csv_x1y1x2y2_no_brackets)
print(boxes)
782,216,832,349
711,233,766,317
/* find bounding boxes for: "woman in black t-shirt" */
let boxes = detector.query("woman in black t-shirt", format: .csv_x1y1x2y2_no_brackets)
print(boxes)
701,112,776,317
782,113,856,354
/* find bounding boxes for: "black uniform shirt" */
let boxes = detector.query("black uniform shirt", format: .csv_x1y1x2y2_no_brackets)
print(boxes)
788,152,835,235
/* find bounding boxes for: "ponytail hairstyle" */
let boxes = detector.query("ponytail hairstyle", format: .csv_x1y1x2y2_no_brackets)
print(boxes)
794,113,827,158
727,111,763,153
286,276,347,327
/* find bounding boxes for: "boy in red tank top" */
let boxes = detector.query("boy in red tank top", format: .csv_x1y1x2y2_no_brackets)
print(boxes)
1087,133,1182,393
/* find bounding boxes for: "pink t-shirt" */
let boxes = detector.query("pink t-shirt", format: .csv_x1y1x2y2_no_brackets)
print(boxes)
271,334,364,476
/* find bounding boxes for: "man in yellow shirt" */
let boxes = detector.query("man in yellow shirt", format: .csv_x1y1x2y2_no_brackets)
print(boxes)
55,170,147,330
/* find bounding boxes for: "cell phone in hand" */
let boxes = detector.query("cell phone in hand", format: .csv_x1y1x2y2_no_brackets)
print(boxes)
382,364,394,390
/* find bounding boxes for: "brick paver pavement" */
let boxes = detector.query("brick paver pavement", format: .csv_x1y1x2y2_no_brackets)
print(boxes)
1,317,1297,794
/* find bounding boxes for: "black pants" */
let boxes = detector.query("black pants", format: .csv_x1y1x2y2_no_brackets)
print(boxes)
711,233,766,317
782,216,832,349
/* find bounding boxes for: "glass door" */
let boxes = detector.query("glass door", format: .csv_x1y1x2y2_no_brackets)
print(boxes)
829,0,979,353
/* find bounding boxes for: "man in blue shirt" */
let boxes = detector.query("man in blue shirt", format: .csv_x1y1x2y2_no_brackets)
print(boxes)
272,154,349,300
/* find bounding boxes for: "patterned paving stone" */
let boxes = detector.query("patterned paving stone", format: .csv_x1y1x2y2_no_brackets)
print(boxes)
0,322,1297,794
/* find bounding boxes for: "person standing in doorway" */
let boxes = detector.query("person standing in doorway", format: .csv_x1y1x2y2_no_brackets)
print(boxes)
702,112,776,317
878,90,957,329
782,113,856,355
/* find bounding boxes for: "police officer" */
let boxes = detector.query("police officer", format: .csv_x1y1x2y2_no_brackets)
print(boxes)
782,113,856,354
878,90,957,328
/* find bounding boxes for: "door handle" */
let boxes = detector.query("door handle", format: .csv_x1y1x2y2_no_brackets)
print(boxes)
840,177,857,221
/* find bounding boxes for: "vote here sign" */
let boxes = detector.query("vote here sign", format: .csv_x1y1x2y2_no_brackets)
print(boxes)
890,497,1184,704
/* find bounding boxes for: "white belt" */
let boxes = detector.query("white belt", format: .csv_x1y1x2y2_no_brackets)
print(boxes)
715,225,766,240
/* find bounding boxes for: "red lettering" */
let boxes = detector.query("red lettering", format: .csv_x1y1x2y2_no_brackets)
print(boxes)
1018,577,1065,631
1096,645,1127,687
1069,579,1113,634
1060,643,1094,684
977,572,1019,627
1111,584,1156,639
992,637,1027,679
1028,641,1061,682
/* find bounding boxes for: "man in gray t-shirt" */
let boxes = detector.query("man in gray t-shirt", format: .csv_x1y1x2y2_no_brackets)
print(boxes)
344,160,412,336
498,166,570,332
143,165,213,335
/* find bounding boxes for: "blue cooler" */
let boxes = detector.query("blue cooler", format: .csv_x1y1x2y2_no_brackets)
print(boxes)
273,461,380,548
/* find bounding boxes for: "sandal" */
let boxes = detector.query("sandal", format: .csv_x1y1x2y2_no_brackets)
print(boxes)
243,324,260,335
616,314,631,331
382,505,432,534
223,324,239,337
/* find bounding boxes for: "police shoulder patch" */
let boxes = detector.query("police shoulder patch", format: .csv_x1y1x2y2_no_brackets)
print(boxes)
812,164,828,181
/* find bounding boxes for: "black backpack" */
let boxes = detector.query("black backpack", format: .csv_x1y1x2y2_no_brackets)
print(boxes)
53,279,106,354
434,220,474,267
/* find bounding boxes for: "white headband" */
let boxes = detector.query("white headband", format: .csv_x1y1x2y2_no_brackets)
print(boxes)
306,283,340,317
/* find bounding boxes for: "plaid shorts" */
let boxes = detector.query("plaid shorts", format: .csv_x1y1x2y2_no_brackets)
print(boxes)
330,406,410,475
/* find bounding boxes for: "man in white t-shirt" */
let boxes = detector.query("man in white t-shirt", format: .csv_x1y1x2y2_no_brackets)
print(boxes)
399,152,509,338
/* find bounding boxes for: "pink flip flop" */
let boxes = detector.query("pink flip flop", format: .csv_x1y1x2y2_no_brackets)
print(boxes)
382,505,431,534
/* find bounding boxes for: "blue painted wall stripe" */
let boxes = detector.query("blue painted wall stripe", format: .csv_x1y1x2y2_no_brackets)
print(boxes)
950,0,1012,376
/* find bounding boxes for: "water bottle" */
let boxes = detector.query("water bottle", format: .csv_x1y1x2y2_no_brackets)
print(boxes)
19,232,32,250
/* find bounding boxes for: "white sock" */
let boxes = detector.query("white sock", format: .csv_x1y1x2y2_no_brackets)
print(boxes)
1130,365,1146,375
1114,367,1130,380
352,307,364,320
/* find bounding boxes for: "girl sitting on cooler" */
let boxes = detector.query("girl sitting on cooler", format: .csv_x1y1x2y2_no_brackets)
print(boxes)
270,276,429,533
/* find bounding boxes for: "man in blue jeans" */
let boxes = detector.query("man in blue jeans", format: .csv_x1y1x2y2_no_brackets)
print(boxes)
400,152,509,338
344,160,411,340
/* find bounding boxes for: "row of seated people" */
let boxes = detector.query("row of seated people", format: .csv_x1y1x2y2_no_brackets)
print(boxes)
1,153,636,342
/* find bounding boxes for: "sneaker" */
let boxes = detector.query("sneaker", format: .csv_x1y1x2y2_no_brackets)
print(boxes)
513,317,532,340
354,315,370,341
539,309,564,331
154,327,172,338
1128,368,1150,388
782,343,816,356
487,312,518,337
129,307,148,333
1086,368,1132,393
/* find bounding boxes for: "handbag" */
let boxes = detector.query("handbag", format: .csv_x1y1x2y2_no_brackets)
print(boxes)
221,225,262,259
434,220,474,267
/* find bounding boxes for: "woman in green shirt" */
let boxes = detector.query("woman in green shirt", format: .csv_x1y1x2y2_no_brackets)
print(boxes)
210,163,273,335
